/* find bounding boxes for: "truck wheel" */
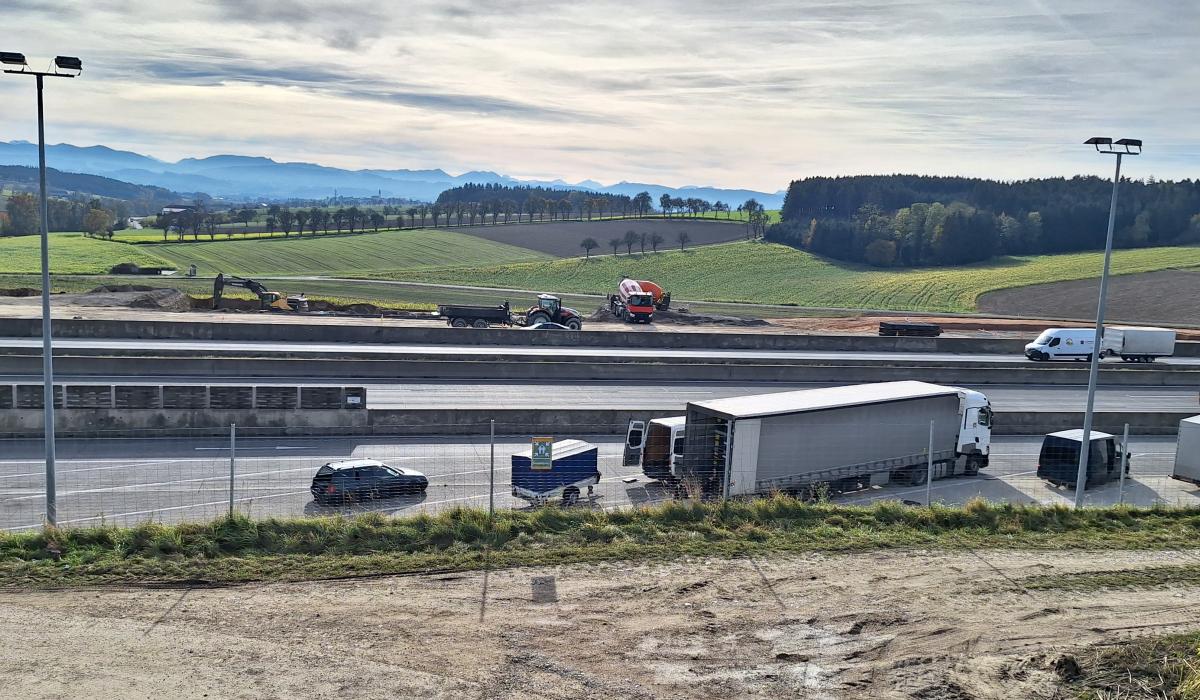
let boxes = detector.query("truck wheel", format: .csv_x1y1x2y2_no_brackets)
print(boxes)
561,486,580,506
963,456,982,477
565,318,582,330
472,319,489,329
909,467,928,486
451,318,469,328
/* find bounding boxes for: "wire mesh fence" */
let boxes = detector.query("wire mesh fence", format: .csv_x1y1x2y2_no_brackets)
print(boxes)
0,417,1196,532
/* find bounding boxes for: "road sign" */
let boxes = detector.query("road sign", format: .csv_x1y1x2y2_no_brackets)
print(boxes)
531,437,553,470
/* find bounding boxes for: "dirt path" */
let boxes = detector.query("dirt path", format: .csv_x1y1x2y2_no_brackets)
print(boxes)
3,548,1199,699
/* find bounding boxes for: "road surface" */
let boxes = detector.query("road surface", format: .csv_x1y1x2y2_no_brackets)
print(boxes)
0,435,1192,531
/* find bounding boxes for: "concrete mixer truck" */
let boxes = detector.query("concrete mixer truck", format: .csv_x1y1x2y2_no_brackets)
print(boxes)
608,278,657,323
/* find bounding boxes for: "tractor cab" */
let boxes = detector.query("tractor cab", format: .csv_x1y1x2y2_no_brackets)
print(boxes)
536,294,561,315
525,293,582,330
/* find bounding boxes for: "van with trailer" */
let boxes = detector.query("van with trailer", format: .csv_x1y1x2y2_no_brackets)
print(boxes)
1036,429,1130,488
637,381,991,498
1170,415,1200,487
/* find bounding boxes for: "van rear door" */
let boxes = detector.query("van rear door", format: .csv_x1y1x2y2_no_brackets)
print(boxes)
623,419,646,466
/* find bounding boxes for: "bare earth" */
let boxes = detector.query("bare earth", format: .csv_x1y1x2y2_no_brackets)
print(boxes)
979,269,1200,327
2,548,1198,699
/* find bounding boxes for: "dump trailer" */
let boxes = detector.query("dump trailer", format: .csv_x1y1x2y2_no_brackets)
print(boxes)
1171,415,1200,486
1102,326,1176,362
675,381,992,498
437,301,512,328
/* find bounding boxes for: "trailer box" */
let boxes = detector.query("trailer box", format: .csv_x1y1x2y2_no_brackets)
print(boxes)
511,439,600,506
1103,326,1175,361
1171,416,1200,486
679,381,970,497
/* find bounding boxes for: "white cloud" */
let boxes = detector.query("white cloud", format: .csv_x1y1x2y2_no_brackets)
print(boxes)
0,0,1196,190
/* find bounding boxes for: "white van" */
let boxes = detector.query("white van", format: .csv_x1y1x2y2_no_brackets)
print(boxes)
623,416,686,482
1025,328,1097,361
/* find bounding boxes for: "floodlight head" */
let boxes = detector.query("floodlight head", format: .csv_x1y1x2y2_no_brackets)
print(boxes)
1114,138,1142,154
0,51,27,66
53,56,82,74
1085,137,1112,151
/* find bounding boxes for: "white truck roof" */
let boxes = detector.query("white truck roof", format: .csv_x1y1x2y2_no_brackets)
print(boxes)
1046,429,1115,441
690,381,960,420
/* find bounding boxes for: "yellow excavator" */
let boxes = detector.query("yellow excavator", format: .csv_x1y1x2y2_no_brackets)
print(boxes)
213,273,309,312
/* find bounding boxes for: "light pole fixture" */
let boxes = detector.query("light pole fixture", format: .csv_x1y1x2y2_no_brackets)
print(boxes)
2,52,83,527
1073,136,1141,509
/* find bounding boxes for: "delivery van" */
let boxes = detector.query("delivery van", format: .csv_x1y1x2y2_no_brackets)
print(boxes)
1025,328,1098,361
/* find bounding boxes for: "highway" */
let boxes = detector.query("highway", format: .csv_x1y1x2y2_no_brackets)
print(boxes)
0,434,1194,531
3,337,1199,365
2,376,1197,412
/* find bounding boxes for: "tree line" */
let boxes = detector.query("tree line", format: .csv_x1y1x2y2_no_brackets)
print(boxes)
3,192,126,238
773,174,1200,266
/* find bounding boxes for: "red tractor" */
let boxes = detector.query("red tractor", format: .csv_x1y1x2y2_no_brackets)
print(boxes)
524,294,583,330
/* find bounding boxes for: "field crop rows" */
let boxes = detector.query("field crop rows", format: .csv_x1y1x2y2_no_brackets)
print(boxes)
391,241,1200,312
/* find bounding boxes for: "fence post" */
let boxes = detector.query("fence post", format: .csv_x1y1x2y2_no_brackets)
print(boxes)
926,420,934,507
228,423,236,517
1118,422,1129,505
489,419,496,520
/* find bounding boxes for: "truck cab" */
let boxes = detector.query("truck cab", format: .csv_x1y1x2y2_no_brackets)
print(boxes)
956,388,992,473
624,416,686,482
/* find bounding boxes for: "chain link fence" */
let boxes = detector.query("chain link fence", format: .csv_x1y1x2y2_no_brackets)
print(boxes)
0,418,1196,532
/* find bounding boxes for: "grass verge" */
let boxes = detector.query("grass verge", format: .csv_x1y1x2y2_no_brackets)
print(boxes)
4,499,1200,588
1017,564,1200,592
1069,632,1200,699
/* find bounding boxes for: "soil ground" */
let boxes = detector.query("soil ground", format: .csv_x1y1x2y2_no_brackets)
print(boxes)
452,219,748,257
2,548,1197,699
979,269,1200,326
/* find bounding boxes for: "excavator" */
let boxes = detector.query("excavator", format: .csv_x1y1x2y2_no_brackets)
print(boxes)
213,273,309,312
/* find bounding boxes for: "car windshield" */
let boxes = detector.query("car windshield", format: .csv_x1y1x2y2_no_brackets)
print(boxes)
1034,331,1054,345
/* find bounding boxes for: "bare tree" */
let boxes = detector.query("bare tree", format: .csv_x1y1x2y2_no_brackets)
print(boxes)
676,231,690,250
609,237,621,255
581,237,599,259
623,229,638,254
650,232,664,252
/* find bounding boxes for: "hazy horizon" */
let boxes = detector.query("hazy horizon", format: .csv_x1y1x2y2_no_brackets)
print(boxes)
2,0,1196,191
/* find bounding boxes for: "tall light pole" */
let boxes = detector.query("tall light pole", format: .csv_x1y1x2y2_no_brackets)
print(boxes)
2,52,83,527
1073,136,1141,509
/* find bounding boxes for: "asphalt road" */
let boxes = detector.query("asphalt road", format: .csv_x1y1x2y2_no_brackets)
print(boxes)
2,337,1198,365
1,376,1196,413
0,435,1192,531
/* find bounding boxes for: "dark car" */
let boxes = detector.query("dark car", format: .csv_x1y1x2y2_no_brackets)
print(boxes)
1036,429,1130,488
310,459,428,505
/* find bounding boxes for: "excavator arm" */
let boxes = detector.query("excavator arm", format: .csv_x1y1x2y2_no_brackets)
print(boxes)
213,273,289,310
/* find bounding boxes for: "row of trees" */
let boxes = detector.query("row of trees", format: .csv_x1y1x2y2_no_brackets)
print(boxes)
2,192,126,238
578,230,695,258
157,202,397,241
777,175,1200,265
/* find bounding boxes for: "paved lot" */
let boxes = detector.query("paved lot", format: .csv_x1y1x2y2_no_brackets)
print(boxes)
0,435,1193,530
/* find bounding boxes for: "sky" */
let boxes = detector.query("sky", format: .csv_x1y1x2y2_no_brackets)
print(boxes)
1,0,1197,191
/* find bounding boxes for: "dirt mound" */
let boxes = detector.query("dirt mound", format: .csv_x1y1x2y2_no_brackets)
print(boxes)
0,288,41,298
78,287,192,313
586,305,770,326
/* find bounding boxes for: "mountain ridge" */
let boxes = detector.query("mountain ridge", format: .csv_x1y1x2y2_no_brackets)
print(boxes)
0,140,785,207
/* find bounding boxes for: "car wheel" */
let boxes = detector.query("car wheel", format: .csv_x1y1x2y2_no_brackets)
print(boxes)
561,486,580,506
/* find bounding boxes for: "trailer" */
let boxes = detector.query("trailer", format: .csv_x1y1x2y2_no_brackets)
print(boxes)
1171,416,1200,486
1102,326,1176,362
511,439,600,506
672,381,992,498
437,301,512,328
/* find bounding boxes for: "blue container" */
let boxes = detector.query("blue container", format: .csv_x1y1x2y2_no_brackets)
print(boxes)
511,439,600,505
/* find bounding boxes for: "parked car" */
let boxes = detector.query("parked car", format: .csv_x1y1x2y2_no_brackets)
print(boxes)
310,459,428,504
522,322,573,331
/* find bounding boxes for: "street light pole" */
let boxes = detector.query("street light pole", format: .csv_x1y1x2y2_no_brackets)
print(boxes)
1074,137,1141,509
3,52,83,527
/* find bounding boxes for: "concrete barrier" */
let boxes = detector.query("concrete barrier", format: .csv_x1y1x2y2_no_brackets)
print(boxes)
0,406,1188,438
7,316,1196,355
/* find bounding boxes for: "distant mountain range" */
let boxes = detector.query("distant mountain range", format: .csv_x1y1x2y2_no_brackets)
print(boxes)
0,141,785,207
0,164,181,215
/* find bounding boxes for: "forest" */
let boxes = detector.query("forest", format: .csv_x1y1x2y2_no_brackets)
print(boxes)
770,174,1200,266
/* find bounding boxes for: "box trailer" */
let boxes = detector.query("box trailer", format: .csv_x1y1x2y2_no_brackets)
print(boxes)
675,381,992,498
511,439,600,506
1102,326,1176,362
1171,416,1200,486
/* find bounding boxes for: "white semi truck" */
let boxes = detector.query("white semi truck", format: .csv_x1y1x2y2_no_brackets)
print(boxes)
626,381,992,497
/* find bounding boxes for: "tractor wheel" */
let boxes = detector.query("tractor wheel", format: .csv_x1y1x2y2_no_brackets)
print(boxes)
565,318,582,331
527,313,550,326
472,319,490,329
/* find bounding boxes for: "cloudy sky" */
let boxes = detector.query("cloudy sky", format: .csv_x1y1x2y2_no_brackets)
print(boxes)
2,0,1196,190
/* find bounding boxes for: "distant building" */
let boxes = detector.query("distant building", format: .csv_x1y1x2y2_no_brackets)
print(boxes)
160,204,196,215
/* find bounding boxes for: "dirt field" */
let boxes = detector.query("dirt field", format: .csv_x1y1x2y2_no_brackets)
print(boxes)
454,219,748,257
2,548,1197,699
979,269,1200,326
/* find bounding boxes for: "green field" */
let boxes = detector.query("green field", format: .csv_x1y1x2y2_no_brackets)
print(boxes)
0,233,174,275
148,228,550,276
387,240,1200,312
